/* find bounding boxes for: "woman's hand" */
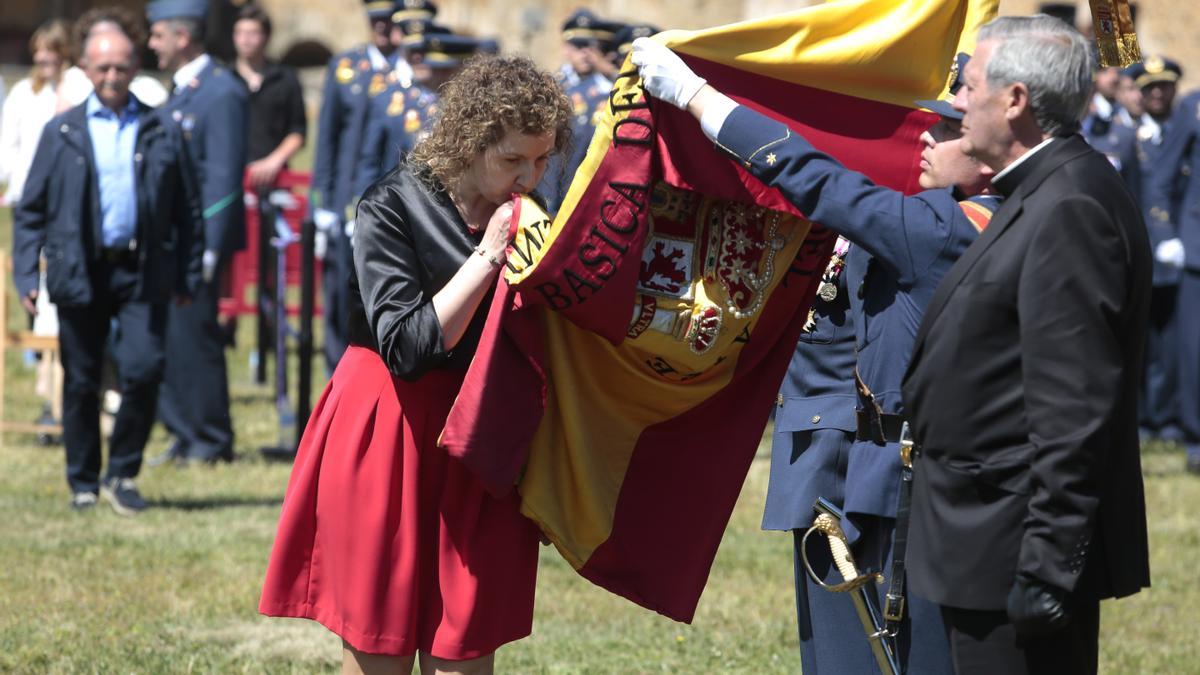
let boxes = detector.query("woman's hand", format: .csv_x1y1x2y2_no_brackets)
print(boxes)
479,202,514,262
432,201,514,350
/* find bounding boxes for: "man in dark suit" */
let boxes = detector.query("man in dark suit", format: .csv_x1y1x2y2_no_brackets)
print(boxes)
146,0,249,465
901,16,1151,673
13,26,202,513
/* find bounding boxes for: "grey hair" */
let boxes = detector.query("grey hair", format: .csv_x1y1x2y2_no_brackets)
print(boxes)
978,14,1094,136
167,17,206,44
81,20,138,61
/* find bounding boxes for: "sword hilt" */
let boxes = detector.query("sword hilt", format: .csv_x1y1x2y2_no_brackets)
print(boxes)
813,513,860,582
801,507,881,593
803,499,900,675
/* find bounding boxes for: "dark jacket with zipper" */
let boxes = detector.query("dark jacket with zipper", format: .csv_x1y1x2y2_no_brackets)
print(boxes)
13,96,203,307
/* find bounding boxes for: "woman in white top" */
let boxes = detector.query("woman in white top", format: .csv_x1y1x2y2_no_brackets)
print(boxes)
2,20,71,433
0,20,71,207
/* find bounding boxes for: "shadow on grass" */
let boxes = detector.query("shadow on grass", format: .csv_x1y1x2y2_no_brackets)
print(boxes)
230,392,273,405
147,496,283,511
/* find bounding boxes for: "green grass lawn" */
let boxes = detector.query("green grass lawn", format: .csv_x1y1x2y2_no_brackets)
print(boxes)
2,208,1199,673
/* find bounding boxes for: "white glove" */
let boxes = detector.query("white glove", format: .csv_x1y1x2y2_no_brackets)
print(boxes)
629,37,707,110
1156,237,1185,269
313,208,339,232
314,230,328,261
201,249,218,283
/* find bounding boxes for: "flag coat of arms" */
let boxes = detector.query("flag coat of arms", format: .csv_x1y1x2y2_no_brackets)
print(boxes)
442,0,997,622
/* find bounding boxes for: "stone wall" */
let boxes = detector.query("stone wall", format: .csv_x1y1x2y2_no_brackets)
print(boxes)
999,0,1198,92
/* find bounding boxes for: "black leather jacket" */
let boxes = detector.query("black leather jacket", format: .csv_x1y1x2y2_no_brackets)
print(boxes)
349,165,493,380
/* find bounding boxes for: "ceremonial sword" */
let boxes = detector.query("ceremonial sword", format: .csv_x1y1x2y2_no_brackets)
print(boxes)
800,497,901,675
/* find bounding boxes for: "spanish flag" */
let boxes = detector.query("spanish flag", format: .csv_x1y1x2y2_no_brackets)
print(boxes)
442,0,997,622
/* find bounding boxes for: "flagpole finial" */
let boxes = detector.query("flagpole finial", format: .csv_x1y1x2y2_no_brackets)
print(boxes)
1087,0,1141,67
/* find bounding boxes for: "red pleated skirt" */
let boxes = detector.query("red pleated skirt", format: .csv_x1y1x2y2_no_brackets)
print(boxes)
259,345,539,658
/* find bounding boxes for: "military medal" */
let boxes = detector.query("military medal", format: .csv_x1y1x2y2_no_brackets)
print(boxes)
404,109,422,133
803,237,851,332
817,237,850,302
369,73,387,96
386,91,405,116
335,57,354,83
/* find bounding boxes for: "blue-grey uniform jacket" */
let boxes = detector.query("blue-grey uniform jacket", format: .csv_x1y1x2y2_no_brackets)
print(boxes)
162,59,248,258
13,98,203,306
763,267,858,531
356,80,436,197
312,45,395,222
716,105,998,527
1147,91,1200,275
538,69,611,214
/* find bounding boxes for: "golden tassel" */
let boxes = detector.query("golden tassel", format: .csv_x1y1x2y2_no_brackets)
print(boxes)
1088,0,1141,68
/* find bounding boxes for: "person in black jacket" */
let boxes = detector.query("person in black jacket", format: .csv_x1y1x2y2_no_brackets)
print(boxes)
900,16,1151,674
13,26,202,514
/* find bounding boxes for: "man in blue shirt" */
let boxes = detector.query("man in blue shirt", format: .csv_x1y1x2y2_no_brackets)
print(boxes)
13,26,202,514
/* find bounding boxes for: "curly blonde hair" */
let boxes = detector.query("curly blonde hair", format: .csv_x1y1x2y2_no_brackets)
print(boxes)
408,55,573,189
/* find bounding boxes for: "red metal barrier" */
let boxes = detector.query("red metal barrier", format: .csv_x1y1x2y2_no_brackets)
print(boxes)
219,170,322,319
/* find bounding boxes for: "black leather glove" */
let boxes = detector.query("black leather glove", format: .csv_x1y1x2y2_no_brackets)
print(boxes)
1006,573,1071,637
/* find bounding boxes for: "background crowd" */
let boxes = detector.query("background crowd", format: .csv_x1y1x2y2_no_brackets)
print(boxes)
0,0,663,514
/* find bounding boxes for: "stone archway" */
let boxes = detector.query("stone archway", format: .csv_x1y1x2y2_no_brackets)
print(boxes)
279,38,331,68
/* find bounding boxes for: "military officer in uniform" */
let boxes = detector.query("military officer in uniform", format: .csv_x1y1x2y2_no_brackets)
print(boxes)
1115,68,1145,128
633,41,1000,673
357,27,477,195
1147,71,1200,474
146,0,248,465
1083,68,1140,203
1129,57,1185,445
311,0,426,371
537,9,617,214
